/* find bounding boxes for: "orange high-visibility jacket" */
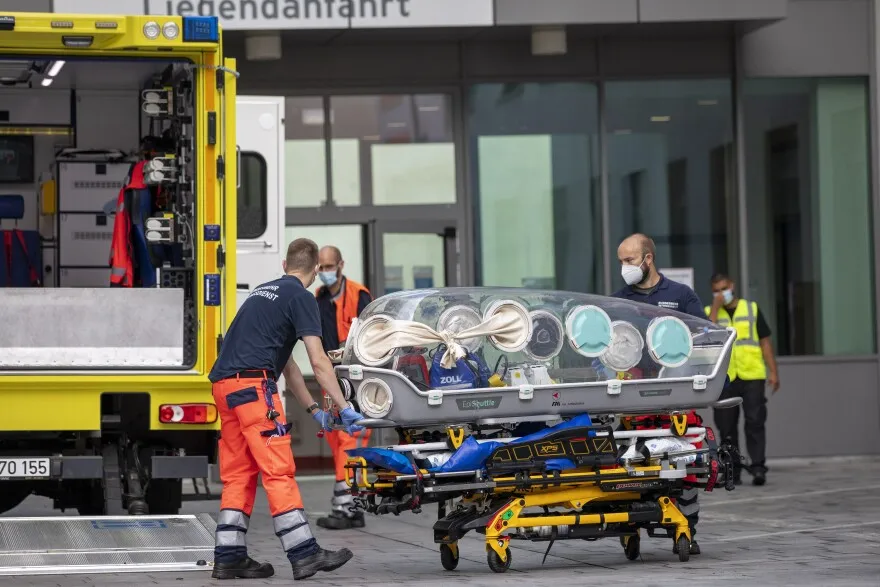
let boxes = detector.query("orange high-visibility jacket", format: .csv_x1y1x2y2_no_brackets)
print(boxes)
317,277,370,344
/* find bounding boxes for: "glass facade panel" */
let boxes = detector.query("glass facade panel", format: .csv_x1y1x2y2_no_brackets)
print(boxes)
284,96,328,207
329,95,456,206
605,80,735,305
743,77,875,356
383,233,447,293
470,83,602,293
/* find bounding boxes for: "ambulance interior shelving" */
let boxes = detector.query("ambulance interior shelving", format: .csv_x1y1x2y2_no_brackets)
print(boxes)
0,56,198,370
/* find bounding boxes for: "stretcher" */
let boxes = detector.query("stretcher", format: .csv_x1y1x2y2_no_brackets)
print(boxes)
342,414,739,572
327,287,740,572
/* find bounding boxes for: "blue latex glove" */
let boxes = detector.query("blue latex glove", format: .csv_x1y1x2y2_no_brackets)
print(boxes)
312,409,334,432
339,406,366,434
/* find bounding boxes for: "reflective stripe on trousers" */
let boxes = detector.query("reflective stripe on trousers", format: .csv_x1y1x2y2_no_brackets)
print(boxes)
214,508,249,564
274,508,319,562
331,480,354,513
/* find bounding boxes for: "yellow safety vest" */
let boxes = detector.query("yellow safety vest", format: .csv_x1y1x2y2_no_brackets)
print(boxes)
704,299,767,381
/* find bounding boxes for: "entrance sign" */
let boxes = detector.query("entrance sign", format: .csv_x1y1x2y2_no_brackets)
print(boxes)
53,0,495,30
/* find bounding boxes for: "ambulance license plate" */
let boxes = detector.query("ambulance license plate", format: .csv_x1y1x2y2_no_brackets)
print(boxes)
0,458,50,478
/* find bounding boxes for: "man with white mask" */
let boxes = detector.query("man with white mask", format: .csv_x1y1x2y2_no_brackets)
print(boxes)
610,233,705,557
612,233,704,318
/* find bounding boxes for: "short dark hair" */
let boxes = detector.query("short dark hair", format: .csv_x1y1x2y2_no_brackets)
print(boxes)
286,238,319,272
710,272,732,284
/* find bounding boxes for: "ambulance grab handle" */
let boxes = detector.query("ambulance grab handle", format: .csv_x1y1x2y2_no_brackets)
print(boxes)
236,146,241,189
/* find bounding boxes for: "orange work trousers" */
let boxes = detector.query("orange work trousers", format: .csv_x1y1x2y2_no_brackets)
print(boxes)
212,374,303,516
325,428,372,481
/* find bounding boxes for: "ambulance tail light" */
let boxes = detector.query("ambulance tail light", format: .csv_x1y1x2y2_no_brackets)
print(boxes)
182,16,219,43
159,403,218,424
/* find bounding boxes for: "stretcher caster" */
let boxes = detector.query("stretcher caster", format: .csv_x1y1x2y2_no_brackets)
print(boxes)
622,534,640,561
487,548,511,574
440,543,459,571
675,535,690,562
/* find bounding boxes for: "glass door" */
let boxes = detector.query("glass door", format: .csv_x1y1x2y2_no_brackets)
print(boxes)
370,220,459,296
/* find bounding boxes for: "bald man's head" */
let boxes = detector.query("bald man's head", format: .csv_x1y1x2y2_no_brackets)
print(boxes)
319,245,342,266
317,245,345,289
618,233,655,261
617,233,658,286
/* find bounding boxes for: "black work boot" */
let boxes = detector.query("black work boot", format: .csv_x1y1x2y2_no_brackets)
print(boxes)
752,465,767,486
291,547,353,580
212,557,274,579
316,510,365,530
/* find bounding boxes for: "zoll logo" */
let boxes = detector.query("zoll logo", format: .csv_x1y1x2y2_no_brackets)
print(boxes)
439,375,463,385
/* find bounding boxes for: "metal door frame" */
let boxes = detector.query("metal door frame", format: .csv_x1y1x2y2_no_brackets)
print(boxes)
369,218,460,297
279,85,473,287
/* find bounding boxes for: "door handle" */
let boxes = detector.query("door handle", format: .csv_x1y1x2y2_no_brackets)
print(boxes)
237,283,249,290
236,146,242,189
263,241,272,248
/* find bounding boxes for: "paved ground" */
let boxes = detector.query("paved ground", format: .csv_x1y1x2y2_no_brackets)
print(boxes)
4,456,880,586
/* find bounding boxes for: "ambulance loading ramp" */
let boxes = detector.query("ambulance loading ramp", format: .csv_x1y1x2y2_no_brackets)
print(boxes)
0,514,216,576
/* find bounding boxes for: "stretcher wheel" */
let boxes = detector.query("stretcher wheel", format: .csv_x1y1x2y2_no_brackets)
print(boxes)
487,548,511,573
440,544,459,571
676,535,690,563
622,534,640,561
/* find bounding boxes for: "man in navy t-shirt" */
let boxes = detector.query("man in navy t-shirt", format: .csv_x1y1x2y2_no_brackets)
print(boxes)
208,238,365,581
610,233,704,557
612,233,704,319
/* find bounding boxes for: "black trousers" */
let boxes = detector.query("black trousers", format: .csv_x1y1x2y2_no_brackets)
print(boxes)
713,378,767,472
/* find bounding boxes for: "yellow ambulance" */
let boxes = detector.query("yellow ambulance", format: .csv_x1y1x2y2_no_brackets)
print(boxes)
0,11,238,516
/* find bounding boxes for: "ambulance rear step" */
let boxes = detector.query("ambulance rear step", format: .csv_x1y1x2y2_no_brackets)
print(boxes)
0,514,216,576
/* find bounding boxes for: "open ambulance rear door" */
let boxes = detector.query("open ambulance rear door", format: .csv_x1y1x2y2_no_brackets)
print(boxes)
234,96,285,311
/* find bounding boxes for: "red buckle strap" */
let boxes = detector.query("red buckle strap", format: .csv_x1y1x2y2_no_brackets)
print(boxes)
12,230,40,286
2,231,11,282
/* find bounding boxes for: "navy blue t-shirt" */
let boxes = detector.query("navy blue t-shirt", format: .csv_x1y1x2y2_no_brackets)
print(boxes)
208,275,322,382
611,273,704,319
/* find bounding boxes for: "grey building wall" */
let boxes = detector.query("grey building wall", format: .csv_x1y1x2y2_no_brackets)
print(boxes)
228,26,733,90
493,0,788,25
740,0,871,76
730,0,879,459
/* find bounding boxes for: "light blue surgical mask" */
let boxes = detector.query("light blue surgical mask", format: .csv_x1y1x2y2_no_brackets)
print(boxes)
722,289,734,305
319,271,338,287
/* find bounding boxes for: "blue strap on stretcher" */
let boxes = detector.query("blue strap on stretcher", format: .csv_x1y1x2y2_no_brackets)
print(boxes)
347,413,596,475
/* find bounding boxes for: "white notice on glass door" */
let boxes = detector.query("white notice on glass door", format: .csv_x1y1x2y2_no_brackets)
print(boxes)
662,267,694,291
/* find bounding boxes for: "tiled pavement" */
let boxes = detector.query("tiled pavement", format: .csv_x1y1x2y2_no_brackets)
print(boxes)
4,456,880,586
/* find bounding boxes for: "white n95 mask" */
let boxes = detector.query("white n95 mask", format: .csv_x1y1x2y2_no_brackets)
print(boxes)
621,264,644,286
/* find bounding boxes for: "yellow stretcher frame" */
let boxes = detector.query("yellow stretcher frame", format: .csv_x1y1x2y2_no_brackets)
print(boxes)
344,455,696,572
0,12,239,433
